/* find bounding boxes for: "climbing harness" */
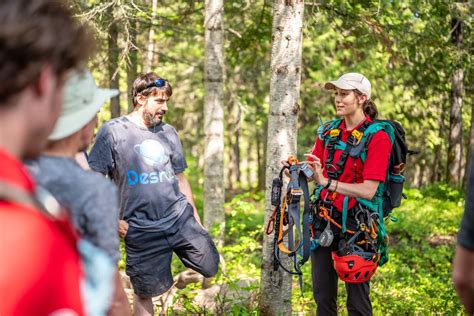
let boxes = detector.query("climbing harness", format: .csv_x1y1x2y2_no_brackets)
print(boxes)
266,155,313,294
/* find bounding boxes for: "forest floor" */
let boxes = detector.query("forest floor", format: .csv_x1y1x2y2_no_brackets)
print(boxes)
118,183,465,314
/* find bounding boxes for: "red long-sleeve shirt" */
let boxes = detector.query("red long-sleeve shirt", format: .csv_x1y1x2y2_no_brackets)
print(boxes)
310,116,392,212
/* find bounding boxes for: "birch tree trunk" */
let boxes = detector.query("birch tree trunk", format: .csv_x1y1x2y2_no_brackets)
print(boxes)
447,17,464,187
108,5,121,118
259,1,304,314
145,0,158,72
257,119,268,191
203,0,225,242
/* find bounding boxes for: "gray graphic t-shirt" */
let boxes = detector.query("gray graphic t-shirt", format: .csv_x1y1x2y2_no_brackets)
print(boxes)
88,117,188,230
26,156,121,263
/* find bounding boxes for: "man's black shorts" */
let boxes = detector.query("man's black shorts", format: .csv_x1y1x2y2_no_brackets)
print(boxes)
124,204,220,298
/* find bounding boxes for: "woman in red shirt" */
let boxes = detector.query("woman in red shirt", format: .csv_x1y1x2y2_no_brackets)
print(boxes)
305,73,391,315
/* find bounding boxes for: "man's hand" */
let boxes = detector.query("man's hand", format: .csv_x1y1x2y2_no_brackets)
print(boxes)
118,220,129,239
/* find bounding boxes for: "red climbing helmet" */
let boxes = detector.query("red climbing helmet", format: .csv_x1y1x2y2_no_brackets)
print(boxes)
332,251,379,283
332,231,380,283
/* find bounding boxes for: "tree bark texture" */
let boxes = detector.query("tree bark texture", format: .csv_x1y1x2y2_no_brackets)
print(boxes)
465,97,474,187
108,5,121,119
258,119,268,191
447,18,464,187
203,0,225,243
259,1,304,315
145,0,158,72
127,20,138,113
227,99,241,191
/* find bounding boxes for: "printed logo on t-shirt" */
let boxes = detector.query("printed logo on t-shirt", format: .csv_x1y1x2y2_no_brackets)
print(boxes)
128,139,176,186
133,139,169,167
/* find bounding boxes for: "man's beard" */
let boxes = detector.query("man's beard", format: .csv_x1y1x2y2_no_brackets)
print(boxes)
143,110,164,127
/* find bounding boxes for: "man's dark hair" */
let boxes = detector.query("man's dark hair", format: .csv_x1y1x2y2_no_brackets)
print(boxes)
132,72,173,107
0,0,95,105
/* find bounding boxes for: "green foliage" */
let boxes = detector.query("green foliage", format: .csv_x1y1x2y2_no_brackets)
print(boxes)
170,190,264,313
370,186,464,313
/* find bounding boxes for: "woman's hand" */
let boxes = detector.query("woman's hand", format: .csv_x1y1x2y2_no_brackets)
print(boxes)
304,153,327,186
280,159,290,176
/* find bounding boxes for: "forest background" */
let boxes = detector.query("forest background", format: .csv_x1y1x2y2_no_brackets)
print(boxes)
73,0,472,314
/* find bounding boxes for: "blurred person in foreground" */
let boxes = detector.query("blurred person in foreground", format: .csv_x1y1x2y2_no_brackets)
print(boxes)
0,0,93,315
27,70,131,316
453,157,474,314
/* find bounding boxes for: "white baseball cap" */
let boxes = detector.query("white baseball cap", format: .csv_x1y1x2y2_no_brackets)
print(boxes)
324,72,371,99
48,70,119,141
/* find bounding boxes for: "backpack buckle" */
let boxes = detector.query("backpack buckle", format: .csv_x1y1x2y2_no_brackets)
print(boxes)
351,129,363,145
329,129,340,138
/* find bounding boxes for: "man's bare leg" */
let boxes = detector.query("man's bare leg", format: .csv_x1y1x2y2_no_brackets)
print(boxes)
133,295,153,316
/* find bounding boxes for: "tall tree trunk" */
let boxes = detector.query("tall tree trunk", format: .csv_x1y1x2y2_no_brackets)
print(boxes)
145,0,158,72
127,20,138,113
108,5,121,118
447,17,464,187
465,97,474,187
247,129,253,189
419,158,426,187
431,101,445,183
227,97,242,191
431,149,440,183
256,127,263,190
259,1,304,314
226,100,235,191
257,119,268,191
203,0,225,243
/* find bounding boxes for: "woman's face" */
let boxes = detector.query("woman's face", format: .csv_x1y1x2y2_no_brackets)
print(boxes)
334,88,365,117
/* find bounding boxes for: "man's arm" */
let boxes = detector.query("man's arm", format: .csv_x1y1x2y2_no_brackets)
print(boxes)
177,172,202,225
453,245,474,313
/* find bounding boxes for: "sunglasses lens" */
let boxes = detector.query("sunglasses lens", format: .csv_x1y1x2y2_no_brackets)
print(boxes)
155,79,166,87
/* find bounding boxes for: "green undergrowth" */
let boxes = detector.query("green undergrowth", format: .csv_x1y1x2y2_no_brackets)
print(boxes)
119,182,465,314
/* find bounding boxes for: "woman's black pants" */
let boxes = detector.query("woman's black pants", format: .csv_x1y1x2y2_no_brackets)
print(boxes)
311,244,372,316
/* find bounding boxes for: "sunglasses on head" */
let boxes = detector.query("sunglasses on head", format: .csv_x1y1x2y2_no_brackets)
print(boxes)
138,78,168,93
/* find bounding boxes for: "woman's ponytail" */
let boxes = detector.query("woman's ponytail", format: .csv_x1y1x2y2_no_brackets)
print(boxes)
363,99,378,120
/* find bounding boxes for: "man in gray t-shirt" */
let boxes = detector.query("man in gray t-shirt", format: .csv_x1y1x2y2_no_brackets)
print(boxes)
88,73,219,314
88,116,189,230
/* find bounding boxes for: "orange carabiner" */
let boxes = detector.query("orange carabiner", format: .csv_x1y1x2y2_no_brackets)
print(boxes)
318,206,355,235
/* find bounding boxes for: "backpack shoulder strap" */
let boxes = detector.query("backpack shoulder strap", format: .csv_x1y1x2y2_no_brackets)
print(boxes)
0,180,45,212
0,180,62,219
317,119,342,142
356,120,396,163
363,120,395,144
